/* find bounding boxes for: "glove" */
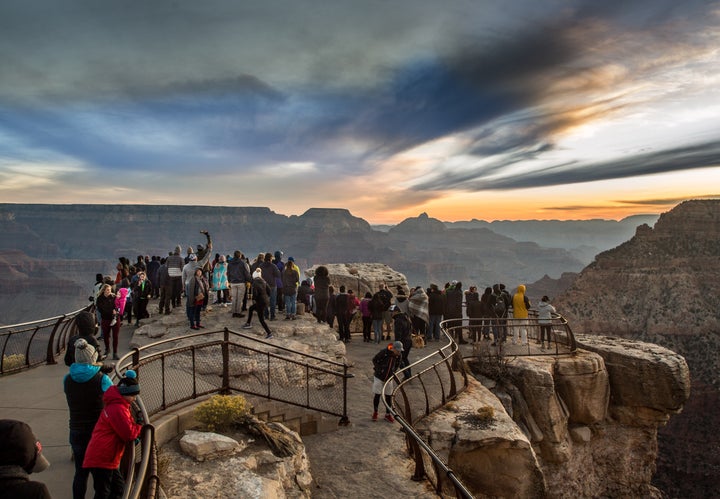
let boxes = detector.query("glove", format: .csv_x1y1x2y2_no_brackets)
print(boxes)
245,282,251,289
100,364,114,374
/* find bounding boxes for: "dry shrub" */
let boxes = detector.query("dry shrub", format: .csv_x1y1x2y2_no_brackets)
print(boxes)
194,395,253,432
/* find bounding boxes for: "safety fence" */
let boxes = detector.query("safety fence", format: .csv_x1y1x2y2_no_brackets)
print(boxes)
115,327,351,499
385,313,576,498
0,306,91,375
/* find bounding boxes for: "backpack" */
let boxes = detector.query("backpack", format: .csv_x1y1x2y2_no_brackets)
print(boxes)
492,294,506,317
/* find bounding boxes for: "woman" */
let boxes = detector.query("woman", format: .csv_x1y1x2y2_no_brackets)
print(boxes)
313,265,330,323
242,269,273,339
185,268,209,330
211,255,230,307
95,284,122,360
368,293,385,344
325,285,336,328
465,286,482,342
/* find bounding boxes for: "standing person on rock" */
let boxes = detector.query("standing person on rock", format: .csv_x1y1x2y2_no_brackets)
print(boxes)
408,286,429,341
260,253,281,321
166,246,185,309
157,257,172,315
512,284,531,346
132,271,152,327
360,292,373,342
335,285,350,343
185,267,209,330
371,341,404,423
282,257,300,320
537,295,556,349
426,284,444,342
211,255,230,307
273,250,285,314
374,284,393,340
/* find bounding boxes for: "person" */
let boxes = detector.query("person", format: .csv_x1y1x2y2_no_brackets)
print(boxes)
371,341,404,423
408,286,429,341
63,338,113,499
347,289,361,340
227,250,251,318
273,251,285,313
243,269,273,339
312,265,330,323
393,307,413,378
394,287,409,315
132,271,153,327
211,254,230,307
537,295,556,349
426,284,443,342
465,286,482,342
375,284,393,340
182,244,213,297
260,253,281,320
335,285,350,342
512,284,532,346
360,291,373,342
157,257,172,315
368,292,385,343
282,257,300,320
92,273,104,324
444,281,465,344
0,419,52,499
83,370,143,499
166,245,185,309
479,286,495,340
185,267,209,330
96,283,124,360
325,285,336,328
146,255,161,299
65,310,103,365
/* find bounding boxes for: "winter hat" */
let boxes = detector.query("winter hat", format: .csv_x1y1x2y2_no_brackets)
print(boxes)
117,370,140,395
74,338,98,365
287,256,294,262
252,268,262,279
274,250,283,259
188,254,197,261
75,311,96,337
0,419,50,473
219,254,226,263
391,341,404,352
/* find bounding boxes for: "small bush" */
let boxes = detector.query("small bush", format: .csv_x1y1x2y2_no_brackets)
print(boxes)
476,405,495,421
3,354,26,371
194,395,253,432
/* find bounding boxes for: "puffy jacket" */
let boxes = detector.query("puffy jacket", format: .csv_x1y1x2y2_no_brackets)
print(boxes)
512,285,531,319
83,386,142,470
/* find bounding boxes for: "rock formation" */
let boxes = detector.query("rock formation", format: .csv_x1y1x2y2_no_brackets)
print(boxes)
554,199,720,497
422,336,689,497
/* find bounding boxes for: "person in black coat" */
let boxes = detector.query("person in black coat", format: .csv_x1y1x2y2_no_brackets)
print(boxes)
371,341,403,423
65,311,103,365
0,419,51,499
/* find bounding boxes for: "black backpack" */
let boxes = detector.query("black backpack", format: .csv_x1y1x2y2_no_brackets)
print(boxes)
492,294,506,317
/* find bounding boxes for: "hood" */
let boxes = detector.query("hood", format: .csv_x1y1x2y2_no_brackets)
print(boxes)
538,301,552,309
69,363,102,383
103,385,130,407
517,284,526,294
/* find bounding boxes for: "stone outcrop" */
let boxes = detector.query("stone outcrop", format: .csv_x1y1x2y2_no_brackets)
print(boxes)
163,424,312,498
427,335,689,497
554,199,720,496
305,262,409,297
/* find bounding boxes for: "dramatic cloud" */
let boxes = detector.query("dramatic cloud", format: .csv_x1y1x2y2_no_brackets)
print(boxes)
0,0,718,221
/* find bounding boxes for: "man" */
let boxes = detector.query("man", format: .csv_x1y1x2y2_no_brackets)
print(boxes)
335,285,350,342
444,281,466,344
0,419,52,499
371,341,404,423
65,311,103,365
166,246,185,308
260,253,281,320
426,284,444,342
157,257,172,315
273,250,285,313
227,250,252,318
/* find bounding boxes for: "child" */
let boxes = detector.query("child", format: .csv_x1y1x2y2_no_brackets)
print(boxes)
537,296,557,349
83,370,143,498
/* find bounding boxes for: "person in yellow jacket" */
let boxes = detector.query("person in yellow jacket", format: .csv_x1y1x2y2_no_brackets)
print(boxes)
512,284,531,346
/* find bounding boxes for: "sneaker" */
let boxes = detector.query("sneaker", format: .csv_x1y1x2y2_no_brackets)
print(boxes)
242,323,252,329
232,313,246,318
384,413,395,423
372,411,378,421
265,333,273,339
190,325,199,330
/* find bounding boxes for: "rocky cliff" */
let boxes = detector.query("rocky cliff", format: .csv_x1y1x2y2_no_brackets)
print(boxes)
554,199,720,497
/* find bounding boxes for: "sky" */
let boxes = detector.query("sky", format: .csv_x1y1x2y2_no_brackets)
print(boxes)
1,1,719,224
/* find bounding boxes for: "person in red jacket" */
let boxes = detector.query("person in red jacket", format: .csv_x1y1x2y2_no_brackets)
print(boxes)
83,370,143,499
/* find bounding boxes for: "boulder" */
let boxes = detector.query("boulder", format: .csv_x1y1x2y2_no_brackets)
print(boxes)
179,430,243,461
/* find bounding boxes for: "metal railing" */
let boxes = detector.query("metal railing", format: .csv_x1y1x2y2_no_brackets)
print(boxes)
115,327,352,499
0,306,91,374
384,314,576,498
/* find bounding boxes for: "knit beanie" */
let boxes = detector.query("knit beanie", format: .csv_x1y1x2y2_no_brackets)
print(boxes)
117,370,140,395
74,338,98,365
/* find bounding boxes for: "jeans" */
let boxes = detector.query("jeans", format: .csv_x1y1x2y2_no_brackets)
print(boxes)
427,315,442,340
268,287,278,319
69,429,92,499
88,467,124,499
284,293,297,316
372,319,383,343
187,303,202,327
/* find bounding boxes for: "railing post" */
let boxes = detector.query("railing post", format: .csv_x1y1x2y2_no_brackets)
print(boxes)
221,327,230,393
339,363,350,426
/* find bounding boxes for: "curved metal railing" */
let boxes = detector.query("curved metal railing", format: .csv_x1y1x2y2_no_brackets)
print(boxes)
114,327,351,499
384,313,577,498
0,305,92,374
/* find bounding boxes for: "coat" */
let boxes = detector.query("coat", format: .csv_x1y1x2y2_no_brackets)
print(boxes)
83,385,142,470
211,262,229,291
